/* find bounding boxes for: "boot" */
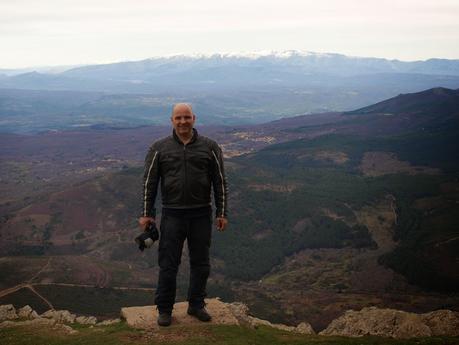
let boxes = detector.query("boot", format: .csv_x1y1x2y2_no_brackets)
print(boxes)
187,306,212,322
157,312,172,326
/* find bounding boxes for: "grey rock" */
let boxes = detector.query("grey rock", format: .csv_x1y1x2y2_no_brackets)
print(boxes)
75,316,97,325
59,324,78,335
0,316,78,335
0,318,56,328
41,310,55,318
249,316,296,331
296,322,315,334
0,304,18,321
320,306,431,339
41,309,76,323
228,302,315,334
227,302,251,324
421,309,459,336
17,305,33,319
96,318,121,326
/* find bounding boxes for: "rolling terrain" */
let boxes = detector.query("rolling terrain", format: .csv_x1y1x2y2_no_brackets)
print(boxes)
1,87,458,331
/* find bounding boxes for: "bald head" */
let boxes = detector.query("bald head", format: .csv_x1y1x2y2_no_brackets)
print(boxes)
172,103,194,117
170,103,196,139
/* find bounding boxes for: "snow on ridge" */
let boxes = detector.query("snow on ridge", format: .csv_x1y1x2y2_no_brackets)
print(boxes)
145,50,335,61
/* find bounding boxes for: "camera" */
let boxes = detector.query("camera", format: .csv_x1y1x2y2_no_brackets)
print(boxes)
135,222,159,251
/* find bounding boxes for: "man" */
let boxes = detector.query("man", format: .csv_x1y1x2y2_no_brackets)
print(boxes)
138,103,228,327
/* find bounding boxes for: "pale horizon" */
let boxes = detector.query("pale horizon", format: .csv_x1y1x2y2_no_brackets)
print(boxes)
1,0,459,69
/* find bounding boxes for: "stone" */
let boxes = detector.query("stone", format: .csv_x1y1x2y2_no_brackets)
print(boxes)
41,309,76,323
227,302,251,324
0,304,18,321
75,316,97,325
296,322,315,334
58,324,78,335
320,306,431,339
252,317,296,331
96,318,121,326
0,316,77,335
228,302,315,334
421,309,459,336
17,305,33,319
41,310,55,318
0,318,56,329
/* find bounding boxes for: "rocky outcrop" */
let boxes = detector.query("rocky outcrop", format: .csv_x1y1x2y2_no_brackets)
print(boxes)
17,305,39,319
421,309,459,337
0,318,77,335
0,304,120,334
121,298,315,334
320,306,459,339
228,302,315,334
0,304,18,321
42,309,77,323
121,298,239,329
1,303,458,339
75,315,97,325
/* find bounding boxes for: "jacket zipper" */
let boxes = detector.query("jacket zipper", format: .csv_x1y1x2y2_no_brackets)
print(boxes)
183,144,187,204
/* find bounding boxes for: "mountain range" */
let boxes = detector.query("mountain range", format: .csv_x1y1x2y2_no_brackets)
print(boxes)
2,52,459,133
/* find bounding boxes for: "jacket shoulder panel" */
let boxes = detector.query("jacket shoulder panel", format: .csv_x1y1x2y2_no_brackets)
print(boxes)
150,136,173,152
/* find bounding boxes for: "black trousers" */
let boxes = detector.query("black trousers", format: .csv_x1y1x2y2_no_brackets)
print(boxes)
155,206,212,313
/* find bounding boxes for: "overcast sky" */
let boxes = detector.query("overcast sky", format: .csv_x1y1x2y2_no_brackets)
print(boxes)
1,0,458,68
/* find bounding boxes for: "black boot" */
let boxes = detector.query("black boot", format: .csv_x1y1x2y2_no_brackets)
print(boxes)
187,306,212,322
157,312,172,326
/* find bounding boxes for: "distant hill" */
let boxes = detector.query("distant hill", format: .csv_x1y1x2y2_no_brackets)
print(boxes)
2,52,459,93
347,87,459,116
60,52,459,79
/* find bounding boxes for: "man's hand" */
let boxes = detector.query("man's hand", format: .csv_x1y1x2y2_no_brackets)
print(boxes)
138,216,155,231
215,217,228,232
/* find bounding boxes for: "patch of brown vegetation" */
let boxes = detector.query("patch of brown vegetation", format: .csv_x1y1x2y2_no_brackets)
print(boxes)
354,196,397,252
412,196,450,211
232,131,276,143
301,151,349,164
292,218,312,233
248,183,300,192
360,151,440,176
320,209,347,222
252,228,274,240
440,181,459,194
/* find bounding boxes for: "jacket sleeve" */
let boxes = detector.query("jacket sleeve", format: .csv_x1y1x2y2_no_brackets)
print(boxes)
211,143,228,218
141,145,160,218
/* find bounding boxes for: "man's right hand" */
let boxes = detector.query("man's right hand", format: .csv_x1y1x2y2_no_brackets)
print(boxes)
138,217,155,231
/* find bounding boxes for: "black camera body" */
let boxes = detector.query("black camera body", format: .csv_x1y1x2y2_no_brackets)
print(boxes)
135,222,159,251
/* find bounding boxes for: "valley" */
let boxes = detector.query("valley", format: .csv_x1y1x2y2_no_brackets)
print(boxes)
1,88,458,331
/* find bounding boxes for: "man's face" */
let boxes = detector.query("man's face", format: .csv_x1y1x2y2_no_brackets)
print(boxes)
171,106,196,136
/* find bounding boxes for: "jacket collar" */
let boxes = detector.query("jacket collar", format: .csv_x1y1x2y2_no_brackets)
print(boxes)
172,127,198,145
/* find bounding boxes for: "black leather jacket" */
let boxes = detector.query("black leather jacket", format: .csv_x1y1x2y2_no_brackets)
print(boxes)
141,128,228,218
